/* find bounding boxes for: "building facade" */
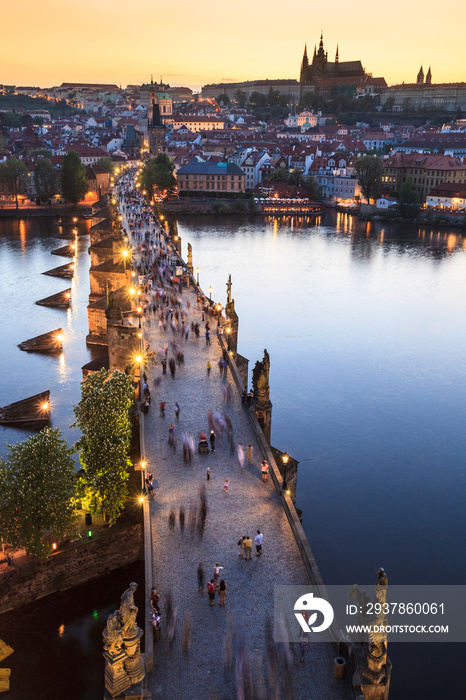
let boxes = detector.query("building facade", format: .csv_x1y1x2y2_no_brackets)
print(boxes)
177,159,245,193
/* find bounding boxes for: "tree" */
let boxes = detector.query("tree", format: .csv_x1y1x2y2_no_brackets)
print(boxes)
30,148,53,159
61,150,88,205
382,97,395,112
72,368,135,525
354,155,385,203
235,90,246,107
216,93,230,105
97,156,115,175
2,111,22,128
249,92,267,107
397,177,420,218
268,167,290,183
34,158,57,202
0,429,78,558
0,157,28,209
140,153,176,197
302,175,321,200
288,168,304,186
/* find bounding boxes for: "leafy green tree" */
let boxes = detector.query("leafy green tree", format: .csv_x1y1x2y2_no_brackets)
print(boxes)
288,168,304,186
30,148,53,159
382,97,395,112
61,150,88,205
2,111,22,128
216,93,230,105
354,155,385,203
0,429,78,558
268,167,290,183
140,153,176,197
72,368,134,525
397,177,420,218
303,175,321,200
34,158,57,202
299,91,322,110
96,156,115,175
250,92,267,107
235,90,246,107
0,157,28,209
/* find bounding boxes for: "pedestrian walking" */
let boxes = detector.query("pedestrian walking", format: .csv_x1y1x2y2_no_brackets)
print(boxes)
261,459,269,482
179,507,185,532
237,444,245,468
205,329,210,346
169,358,176,378
247,443,253,466
209,430,215,452
206,361,212,376
207,579,216,606
237,535,245,559
197,563,204,592
214,563,224,589
175,402,180,420
255,530,263,556
298,635,309,662
159,401,166,417
243,535,252,560
218,579,227,606
206,467,211,481
161,358,167,374
168,510,175,532
223,479,229,494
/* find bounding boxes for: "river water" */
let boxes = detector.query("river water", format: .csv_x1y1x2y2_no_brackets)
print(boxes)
0,211,464,699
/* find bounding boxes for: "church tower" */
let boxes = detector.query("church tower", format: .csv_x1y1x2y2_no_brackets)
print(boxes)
416,66,424,84
147,75,166,155
313,31,328,75
335,44,339,64
300,44,309,83
425,66,432,84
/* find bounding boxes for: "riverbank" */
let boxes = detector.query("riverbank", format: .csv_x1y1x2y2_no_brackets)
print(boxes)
0,202,93,217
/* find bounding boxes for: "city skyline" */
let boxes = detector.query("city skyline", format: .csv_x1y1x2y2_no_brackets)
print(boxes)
2,0,466,90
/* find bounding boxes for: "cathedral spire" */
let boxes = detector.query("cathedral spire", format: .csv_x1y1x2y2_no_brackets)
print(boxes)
335,44,339,63
416,65,424,84
426,65,432,84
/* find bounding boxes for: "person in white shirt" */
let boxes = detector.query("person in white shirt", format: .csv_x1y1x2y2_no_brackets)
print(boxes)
255,530,263,556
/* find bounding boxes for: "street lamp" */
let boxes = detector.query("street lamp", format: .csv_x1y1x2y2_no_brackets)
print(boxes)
208,286,212,302
196,267,200,284
226,326,231,350
282,451,289,491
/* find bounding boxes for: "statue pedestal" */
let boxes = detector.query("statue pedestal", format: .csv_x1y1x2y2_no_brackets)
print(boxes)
123,629,145,686
254,402,272,444
361,643,391,700
103,650,131,698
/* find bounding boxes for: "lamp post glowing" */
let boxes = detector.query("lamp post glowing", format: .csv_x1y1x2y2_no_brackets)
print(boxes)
122,248,129,270
196,267,200,284
208,286,212,303
282,451,289,491
226,326,231,350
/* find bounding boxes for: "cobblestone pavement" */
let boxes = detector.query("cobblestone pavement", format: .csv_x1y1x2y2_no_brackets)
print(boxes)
121,199,352,699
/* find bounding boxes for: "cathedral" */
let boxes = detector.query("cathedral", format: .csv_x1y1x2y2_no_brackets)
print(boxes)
299,32,369,97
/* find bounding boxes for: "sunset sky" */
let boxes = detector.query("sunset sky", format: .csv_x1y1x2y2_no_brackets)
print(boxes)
2,0,465,90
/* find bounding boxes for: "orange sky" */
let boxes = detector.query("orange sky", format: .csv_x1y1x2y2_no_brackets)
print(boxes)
1,0,465,90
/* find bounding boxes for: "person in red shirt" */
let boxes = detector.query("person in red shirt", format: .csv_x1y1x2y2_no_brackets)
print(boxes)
207,579,216,605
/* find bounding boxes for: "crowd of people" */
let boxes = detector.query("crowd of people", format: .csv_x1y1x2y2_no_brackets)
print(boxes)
112,173,310,692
